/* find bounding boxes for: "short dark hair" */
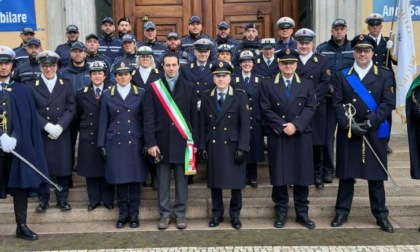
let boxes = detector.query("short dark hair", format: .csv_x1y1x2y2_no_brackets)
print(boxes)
162,51,179,65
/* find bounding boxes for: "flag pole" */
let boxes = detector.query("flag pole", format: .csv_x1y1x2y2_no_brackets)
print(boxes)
385,0,399,68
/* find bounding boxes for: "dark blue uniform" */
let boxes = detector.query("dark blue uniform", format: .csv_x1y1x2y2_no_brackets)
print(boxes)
55,41,80,69
98,35,124,65
85,53,111,78
139,40,167,63
232,38,261,66
253,55,280,79
12,59,41,84
274,38,298,52
12,44,29,67
59,62,91,92
180,34,218,62
180,62,214,100
110,53,137,83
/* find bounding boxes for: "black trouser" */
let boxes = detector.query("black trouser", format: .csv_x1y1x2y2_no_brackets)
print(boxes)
116,182,140,219
211,188,242,219
272,185,309,217
323,100,336,177
313,145,324,179
246,163,257,182
13,189,29,225
39,175,71,203
86,177,115,206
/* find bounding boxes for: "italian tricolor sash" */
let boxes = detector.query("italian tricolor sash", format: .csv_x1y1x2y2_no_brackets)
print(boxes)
151,79,196,175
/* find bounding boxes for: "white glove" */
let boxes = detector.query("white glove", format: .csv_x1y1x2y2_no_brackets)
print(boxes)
197,100,201,111
44,123,55,135
48,134,58,140
0,133,17,153
386,40,393,49
51,124,63,139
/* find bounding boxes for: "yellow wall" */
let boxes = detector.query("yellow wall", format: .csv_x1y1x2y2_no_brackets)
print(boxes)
362,0,420,66
0,0,48,49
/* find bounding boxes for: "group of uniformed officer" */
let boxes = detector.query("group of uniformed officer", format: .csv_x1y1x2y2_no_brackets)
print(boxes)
0,10,408,240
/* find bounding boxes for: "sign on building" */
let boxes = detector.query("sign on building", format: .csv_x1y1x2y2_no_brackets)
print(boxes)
0,0,36,31
374,0,420,21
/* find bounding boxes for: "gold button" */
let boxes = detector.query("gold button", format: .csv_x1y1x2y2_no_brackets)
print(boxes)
128,120,131,123
117,110,120,113
224,141,227,144
128,131,131,134
129,141,132,144
212,140,216,143
282,115,285,119
228,115,231,118
224,127,227,131
213,127,216,130
353,99,357,102
127,109,131,112
57,108,60,110
46,107,49,111
277,103,280,106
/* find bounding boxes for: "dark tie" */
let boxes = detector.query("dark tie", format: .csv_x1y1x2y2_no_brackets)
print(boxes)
199,65,205,71
267,60,271,66
244,77,250,85
95,88,101,100
0,83,7,99
217,93,225,111
286,80,292,96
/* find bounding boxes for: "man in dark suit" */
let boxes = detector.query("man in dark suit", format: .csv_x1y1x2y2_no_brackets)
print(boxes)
254,38,280,79
144,51,198,230
260,48,316,229
199,60,250,230
331,35,395,233
295,28,331,188
28,50,76,213
75,61,114,211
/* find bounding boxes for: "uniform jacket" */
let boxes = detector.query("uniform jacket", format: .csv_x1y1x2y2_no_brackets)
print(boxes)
28,77,76,177
253,55,280,79
75,82,111,177
98,35,124,64
86,52,112,78
260,73,316,186
13,44,29,67
12,59,41,84
180,33,218,62
110,53,137,83
97,84,148,184
371,34,397,70
55,41,80,69
232,73,264,163
139,40,167,63
144,76,198,164
180,61,214,99
406,81,420,179
274,38,298,51
59,62,91,92
332,65,395,180
130,68,163,88
296,54,331,145
199,86,250,189
232,38,261,66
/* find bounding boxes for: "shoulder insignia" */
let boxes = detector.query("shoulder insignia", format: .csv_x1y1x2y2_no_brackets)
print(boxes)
374,65,379,76
209,63,213,68
83,86,89,93
295,74,301,84
35,80,39,86
255,77,259,83
59,79,64,85
236,77,240,83
133,85,139,95
313,56,318,63
154,69,159,74
210,88,216,96
190,63,194,68
131,70,136,76
274,73,280,84
110,86,116,96
257,58,261,64
347,67,354,75
228,86,234,96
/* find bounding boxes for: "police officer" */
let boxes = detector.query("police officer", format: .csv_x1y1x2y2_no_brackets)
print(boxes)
28,50,76,213
140,21,167,62
199,60,250,230
97,59,148,229
260,48,316,229
111,33,138,82
75,61,114,211
217,44,234,66
254,38,279,79
330,35,394,233
117,17,133,39
13,27,35,67
60,42,91,92
232,50,264,188
157,32,193,68
0,46,49,241
316,18,354,183
275,17,297,51
131,46,163,89
295,28,331,188
55,25,81,69
232,23,261,66
12,38,42,84
215,21,240,49
98,17,124,65
85,33,111,78
180,16,218,62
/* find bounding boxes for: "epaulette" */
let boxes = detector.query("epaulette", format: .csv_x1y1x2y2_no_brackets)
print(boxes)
35,80,40,86
294,73,301,83
257,58,261,64
131,70,136,76
59,79,64,85
313,56,318,63
110,86,116,96
235,77,240,83
274,73,281,84
190,63,194,68
133,85,139,95
255,76,259,83
154,69,159,74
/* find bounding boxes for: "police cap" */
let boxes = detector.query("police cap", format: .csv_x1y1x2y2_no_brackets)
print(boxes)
26,38,41,47
66,25,79,33
211,60,233,76
89,61,107,73
122,33,136,43
217,21,229,29
37,50,60,64
85,33,99,41
276,48,299,62
276,17,295,29
0,46,15,62
137,46,154,55
365,13,384,26
189,16,202,24
21,27,35,35
102,17,114,25
144,21,156,30
331,19,347,28
118,17,131,25
71,41,87,52
261,38,276,49
193,38,213,51
167,32,179,40
218,44,232,53
114,60,131,74
295,28,316,42
244,23,257,31
239,50,255,62
350,34,377,49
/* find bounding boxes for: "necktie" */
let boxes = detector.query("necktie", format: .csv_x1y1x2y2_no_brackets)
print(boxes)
95,88,101,100
0,83,7,98
267,60,271,66
217,93,225,111
199,65,205,71
286,80,292,96
244,77,250,85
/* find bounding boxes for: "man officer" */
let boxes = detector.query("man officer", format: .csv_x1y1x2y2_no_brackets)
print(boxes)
275,17,297,51
55,25,81,69
215,21,239,49
12,38,43,84
260,48,316,229
13,27,36,67
0,46,49,240
331,35,395,233
141,21,167,62
98,17,124,65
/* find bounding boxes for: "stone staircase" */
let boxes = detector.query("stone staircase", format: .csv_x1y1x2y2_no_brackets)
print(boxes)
0,133,419,235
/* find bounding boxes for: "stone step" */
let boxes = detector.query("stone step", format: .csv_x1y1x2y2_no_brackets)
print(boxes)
0,196,419,225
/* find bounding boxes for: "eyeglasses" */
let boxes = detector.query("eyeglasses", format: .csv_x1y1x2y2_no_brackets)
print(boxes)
355,48,372,54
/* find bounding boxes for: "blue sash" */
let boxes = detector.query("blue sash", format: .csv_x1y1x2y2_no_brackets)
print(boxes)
342,68,389,138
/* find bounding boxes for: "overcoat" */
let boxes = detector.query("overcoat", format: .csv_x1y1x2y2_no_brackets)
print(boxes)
180,62,214,99
332,65,394,180
199,86,250,189
296,54,331,145
130,68,162,88
75,82,110,177
260,73,316,186
406,79,420,179
97,85,148,184
28,78,76,177
253,56,280,79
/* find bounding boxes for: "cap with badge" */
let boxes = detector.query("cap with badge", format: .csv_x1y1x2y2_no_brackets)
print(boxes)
239,50,255,61
295,28,316,42
331,18,347,28
102,17,114,25
144,21,156,30
85,33,99,41
189,16,202,24
66,25,79,33
276,48,299,62
71,41,87,51
114,60,131,74
218,44,232,53
122,33,136,43
244,23,257,31
118,17,131,25
217,21,229,29
365,13,384,26
21,27,35,35
0,46,16,62
276,17,295,29
89,61,107,73
167,32,179,40
261,38,276,49
350,34,377,49
137,46,154,55
27,38,41,47
193,38,213,51
211,60,233,76
37,50,60,64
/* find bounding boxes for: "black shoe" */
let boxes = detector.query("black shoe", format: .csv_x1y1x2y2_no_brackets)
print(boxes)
129,216,139,228
16,224,38,241
88,203,100,211
56,201,72,211
104,204,114,210
188,176,194,185
376,218,394,233
35,202,49,213
331,215,348,227
151,176,158,190
209,216,224,227
323,173,334,183
274,214,287,228
296,216,316,229
116,217,127,228
387,145,393,154
230,217,242,229
248,180,258,188
315,177,324,188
